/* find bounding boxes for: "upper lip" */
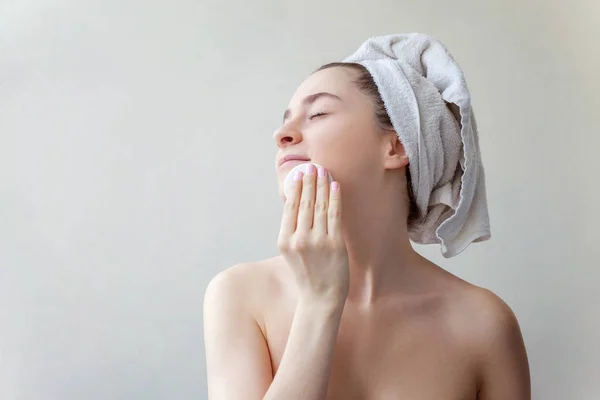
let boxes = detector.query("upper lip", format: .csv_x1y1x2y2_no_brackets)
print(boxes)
278,154,311,166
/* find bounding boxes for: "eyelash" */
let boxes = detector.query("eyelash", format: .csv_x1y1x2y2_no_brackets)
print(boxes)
309,112,327,120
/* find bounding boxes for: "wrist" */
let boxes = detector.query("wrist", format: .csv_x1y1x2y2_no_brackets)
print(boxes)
297,294,346,317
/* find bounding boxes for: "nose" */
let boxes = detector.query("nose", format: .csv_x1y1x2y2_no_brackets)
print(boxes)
273,125,303,148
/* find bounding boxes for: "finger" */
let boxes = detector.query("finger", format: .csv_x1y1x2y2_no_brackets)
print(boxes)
279,170,303,237
313,167,329,235
327,181,342,237
296,164,317,232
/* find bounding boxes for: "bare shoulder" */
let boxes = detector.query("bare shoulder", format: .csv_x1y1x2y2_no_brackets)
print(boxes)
444,282,523,348
454,283,518,319
203,257,289,398
204,256,290,323
443,281,530,397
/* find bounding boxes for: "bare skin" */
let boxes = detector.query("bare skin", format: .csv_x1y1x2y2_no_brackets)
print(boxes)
205,256,530,399
204,66,531,399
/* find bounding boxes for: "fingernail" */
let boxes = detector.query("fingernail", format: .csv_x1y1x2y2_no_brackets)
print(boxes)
306,163,316,175
318,167,326,178
331,181,339,192
294,170,303,181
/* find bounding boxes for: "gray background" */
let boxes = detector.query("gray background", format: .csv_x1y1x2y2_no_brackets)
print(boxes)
1,0,598,398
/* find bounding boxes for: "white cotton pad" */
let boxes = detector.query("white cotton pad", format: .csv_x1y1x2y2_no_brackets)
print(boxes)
283,162,334,199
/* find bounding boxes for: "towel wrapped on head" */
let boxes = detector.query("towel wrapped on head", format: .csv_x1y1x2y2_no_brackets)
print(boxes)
343,33,491,258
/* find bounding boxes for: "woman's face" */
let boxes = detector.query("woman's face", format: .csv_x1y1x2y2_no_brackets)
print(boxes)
273,67,390,201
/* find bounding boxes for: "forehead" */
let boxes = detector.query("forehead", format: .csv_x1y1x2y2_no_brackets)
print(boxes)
288,67,359,106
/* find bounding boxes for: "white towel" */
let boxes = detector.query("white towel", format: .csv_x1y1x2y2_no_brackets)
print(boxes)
343,33,491,258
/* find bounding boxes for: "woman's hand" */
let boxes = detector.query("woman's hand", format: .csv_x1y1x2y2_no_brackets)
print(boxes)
277,163,349,306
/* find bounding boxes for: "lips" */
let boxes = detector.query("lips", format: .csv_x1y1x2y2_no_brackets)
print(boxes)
278,155,310,167
279,159,309,169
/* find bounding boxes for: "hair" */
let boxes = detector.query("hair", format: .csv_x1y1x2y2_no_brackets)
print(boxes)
315,62,419,226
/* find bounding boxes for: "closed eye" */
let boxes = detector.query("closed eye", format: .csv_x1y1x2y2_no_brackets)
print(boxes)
309,112,327,120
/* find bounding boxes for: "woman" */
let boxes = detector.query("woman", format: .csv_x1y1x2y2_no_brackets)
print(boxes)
204,34,531,399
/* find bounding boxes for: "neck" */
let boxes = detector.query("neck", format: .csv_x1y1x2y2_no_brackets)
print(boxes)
340,183,428,307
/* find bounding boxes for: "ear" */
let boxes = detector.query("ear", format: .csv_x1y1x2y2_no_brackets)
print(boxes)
382,131,409,170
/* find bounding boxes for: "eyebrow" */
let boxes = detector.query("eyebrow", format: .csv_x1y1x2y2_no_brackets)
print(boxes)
283,92,343,123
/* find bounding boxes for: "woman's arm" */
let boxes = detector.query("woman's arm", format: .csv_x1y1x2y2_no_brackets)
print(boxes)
263,298,344,400
203,268,273,399
203,266,344,400
205,166,348,399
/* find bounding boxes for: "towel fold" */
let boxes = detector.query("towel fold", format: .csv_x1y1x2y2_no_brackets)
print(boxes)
343,33,491,258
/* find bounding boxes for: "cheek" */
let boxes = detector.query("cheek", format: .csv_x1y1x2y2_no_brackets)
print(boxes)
313,122,380,180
